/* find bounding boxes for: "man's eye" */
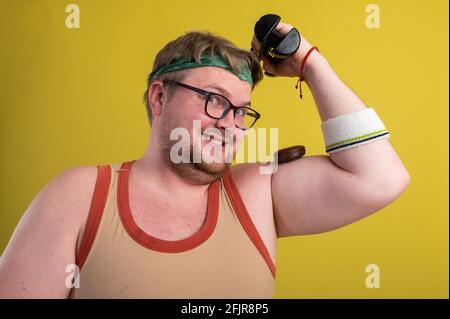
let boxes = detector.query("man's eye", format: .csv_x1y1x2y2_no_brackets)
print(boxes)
236,108,247,117
208,95,220,105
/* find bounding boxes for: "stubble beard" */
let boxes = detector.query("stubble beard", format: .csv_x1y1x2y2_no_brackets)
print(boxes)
159,122,232,185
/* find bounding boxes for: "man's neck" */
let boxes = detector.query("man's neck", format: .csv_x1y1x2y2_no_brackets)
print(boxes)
131,152,210,201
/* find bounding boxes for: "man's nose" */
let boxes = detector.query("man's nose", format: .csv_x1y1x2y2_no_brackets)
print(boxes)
216,109,235,130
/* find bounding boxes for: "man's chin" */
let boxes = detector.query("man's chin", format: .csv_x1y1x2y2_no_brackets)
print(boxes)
194,161,230,175
167,161,230,185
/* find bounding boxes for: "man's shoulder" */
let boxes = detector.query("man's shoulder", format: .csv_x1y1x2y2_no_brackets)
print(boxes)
50,165,99,199
230,163,272,187
0,164,103,298
229,163,273,205
39,164,103,223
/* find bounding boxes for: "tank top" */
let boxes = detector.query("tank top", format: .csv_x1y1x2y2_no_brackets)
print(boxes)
69,160,275,298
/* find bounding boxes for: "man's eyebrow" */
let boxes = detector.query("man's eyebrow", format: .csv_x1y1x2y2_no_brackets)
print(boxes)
204,85,251,106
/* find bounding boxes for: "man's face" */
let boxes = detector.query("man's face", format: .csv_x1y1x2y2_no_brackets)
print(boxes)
156,67,252,185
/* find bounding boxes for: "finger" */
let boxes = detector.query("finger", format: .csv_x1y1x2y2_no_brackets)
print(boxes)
261,55,275,75
275,22,294,35
251,35,262,52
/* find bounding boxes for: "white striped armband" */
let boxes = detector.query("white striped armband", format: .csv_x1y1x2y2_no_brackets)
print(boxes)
321,108,390,154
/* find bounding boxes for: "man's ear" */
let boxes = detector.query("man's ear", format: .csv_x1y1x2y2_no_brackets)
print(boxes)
148,80,165,117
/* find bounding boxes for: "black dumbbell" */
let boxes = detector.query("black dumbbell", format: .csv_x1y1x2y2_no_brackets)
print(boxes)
253,14,301,68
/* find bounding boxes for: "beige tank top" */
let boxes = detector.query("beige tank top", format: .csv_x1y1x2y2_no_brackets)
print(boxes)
69,160,275,298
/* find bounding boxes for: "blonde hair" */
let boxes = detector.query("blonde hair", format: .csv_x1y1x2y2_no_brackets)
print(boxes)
143,31,263,124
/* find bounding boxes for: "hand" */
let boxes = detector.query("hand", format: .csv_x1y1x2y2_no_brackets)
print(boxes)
251,22,315,78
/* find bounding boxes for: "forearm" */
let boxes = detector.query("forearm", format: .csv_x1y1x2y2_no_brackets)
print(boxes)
302,52,366,121
302,50,410,188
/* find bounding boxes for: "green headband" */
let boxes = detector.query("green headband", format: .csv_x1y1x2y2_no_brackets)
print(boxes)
150,54,253,86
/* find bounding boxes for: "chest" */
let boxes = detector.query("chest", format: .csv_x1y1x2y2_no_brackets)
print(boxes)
127,178,277,265
129,189,208,241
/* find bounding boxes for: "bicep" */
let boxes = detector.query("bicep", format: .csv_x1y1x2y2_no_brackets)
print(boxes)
0,167,96,298
272,155,397,237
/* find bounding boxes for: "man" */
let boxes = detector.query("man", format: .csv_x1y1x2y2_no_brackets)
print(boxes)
0,22,410,298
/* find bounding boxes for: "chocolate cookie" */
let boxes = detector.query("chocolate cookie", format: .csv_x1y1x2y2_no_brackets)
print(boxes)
274,145,306,164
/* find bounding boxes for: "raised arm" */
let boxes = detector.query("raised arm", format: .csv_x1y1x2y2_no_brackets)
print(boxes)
254,23,410,237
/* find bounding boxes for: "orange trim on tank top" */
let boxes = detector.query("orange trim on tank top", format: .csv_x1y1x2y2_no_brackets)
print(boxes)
222,169,276,278
117,160,220,253
76,165,111,271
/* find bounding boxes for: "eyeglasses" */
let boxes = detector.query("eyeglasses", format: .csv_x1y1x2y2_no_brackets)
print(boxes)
162,80,261,130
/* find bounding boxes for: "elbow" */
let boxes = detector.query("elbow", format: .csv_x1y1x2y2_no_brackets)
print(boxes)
393,169,411,194
401,170,411,188
377,169,411,201
351,170,411,218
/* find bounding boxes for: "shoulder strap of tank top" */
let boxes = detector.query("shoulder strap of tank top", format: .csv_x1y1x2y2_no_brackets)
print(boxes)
76,165,112,270
222,169,276,278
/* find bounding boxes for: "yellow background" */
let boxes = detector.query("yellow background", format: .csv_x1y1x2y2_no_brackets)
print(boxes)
0,0,448,298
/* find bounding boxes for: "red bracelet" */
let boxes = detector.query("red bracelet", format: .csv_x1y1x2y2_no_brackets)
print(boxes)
295,46,319,99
